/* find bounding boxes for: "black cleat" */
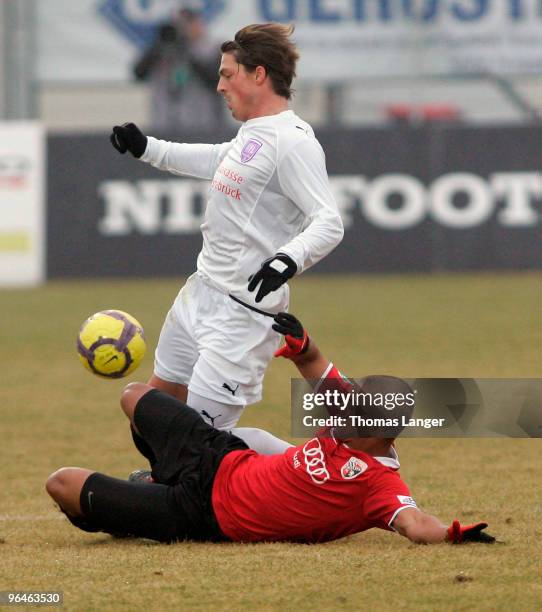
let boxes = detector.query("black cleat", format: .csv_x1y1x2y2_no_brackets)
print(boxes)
128,469,154,484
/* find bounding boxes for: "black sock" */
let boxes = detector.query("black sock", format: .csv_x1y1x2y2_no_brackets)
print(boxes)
59,506,101,533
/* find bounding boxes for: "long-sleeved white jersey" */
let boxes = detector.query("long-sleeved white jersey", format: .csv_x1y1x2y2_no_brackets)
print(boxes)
140,109,344,308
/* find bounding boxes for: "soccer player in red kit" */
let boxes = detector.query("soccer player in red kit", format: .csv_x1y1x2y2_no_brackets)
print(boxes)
46,314,494,545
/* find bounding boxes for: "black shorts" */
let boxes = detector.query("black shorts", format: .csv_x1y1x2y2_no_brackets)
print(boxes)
79,389,248,542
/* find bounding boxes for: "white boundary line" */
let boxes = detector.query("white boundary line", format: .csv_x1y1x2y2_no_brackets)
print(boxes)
0,515,64,522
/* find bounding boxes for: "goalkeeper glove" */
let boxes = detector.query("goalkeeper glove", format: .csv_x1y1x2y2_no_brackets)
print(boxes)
248,253,297,303
110,122,148,158
272,312,309,359
447,520,495,544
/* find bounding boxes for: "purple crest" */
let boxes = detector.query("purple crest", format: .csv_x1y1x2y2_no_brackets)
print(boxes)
240,139,263,163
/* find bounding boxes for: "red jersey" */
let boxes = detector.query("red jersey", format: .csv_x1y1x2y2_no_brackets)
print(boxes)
212,363,416,543
214,357,419,544
212,436,415,543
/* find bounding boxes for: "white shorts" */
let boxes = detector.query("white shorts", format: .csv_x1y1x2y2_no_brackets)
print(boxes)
154,273,289,406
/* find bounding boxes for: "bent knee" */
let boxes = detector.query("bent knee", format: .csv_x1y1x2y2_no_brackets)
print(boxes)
147,375,188,402
46,467,77,500
120,382,153,420
45,467,94,515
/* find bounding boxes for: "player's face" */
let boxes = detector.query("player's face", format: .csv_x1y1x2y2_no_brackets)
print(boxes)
217,53,259,121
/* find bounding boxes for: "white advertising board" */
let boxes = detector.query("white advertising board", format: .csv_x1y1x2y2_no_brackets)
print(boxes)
0,122,45,286
36,0,542,82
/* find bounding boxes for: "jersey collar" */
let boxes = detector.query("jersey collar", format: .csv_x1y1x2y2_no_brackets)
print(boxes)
243,109,294,126
374,446,401,470
333,430,401,470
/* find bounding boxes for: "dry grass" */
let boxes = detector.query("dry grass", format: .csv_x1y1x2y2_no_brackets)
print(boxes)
1,274,541,611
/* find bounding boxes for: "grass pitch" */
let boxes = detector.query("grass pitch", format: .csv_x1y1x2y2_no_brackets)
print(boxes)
1,273,541,611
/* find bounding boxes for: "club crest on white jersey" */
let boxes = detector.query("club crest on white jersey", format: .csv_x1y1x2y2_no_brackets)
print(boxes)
341,456,368,480
240,139,263,163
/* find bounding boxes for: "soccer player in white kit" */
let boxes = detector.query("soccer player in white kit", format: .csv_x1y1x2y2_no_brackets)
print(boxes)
110,23,344,448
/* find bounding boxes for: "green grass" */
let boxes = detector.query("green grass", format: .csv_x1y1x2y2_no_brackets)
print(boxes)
1,273,541,611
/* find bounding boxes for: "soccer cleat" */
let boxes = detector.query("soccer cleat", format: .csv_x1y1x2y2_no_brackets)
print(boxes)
128,469,154,484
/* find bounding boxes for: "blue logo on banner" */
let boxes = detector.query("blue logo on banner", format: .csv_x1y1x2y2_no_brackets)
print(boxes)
259,0,542,23
98,0,225,48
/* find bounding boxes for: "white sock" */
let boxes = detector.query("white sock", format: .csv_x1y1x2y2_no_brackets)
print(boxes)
186,391,292,454
186,390,244,430
230,427,293,455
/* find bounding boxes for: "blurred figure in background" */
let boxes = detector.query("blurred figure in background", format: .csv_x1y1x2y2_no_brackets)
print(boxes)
134,8,223,130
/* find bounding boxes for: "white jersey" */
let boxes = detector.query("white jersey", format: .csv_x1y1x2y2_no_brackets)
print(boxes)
141,109,343,309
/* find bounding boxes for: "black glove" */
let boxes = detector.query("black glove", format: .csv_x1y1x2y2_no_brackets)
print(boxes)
447,520,496,544
272,312,309,358
248,253,297,303
110,123,148,158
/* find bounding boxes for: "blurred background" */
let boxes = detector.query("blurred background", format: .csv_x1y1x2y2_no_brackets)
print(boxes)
3,6,542,607
3,0,542,284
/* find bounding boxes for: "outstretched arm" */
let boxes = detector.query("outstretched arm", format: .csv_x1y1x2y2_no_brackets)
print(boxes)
110,122,234,179
393,507,495,544
392,508,448,543
141,136,234,180
272,312,330,381
272,313,355,402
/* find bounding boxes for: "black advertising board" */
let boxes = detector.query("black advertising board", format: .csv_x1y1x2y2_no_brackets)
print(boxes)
47,125,542,277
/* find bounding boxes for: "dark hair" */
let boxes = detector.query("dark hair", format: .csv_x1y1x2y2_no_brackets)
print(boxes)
339,375,416,439
221,23,299,99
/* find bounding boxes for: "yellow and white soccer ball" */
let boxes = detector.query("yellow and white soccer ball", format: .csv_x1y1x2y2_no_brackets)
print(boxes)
77,310,146,379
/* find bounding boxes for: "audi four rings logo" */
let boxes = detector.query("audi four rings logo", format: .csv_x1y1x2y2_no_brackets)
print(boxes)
302,437,330,484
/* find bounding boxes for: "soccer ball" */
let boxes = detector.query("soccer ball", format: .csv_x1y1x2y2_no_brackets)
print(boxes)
77,310,146,379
